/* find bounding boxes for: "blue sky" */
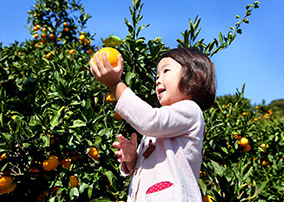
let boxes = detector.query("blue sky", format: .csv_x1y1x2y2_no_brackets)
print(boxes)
1,0,283,105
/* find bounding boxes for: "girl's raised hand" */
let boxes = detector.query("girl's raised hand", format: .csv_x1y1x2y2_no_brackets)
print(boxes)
113,133,137,163
90,51,124,88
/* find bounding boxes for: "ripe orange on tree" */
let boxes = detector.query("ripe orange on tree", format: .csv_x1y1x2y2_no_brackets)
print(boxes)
69,176,79,188
33,33,39,39
244,144,251,152
0,175,13,190
0,183,17,194
262,160,269,166
61,158,71,170
238,137,249,147
42,155,59,171
88,147,100,160
105,93,115,103
202,195,215,202
50,33,55,39
69,49,75,55
64,27,69,32
93,47,120,68
79,34,85,40
114,111,123,121
63,22,67,27
87,49,93,54
0,153,8,161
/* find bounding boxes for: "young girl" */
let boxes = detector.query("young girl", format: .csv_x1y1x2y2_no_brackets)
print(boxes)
90,48,216,201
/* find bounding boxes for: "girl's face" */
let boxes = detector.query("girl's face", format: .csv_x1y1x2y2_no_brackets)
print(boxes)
156,57,191,106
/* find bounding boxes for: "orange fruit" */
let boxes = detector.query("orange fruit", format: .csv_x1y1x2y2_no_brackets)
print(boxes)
79,34,85,40
238,137,249,147
86,40,91,45
36,25,41,30
88,147,100,160
64,27,69,32
262,160,269,166
42,28,47,32
69,49,75,55
114,111,123,121
61,158,71,170
202,195,215,202
42,155,59,171
0,183,17,194
69,176,79,188
105,93,115,103
93,47,120,68
87,49,93,54
33,33,39,39
50,33,55,39
0,153,8,161
244,144,251,152
0,176,13,190
63,22,67,27
41,33,47,38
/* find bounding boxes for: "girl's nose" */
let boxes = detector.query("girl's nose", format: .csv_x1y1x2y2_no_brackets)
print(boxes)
156,77,161,86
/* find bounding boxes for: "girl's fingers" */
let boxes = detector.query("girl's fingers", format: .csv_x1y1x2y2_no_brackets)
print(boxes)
117,134,128,143
101,51,112,70
114,150,121,156
130,133,137,147
117,54,124,72
90,57,101,78
112,141,121,149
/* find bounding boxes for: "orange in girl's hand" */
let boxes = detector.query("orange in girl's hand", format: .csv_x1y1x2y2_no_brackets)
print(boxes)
93,47,120,67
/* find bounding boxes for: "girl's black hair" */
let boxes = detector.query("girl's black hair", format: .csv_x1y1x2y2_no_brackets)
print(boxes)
158,48,216,111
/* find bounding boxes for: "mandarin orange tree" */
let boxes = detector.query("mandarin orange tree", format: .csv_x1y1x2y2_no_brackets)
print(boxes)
200,86,284,201
1,0,283,201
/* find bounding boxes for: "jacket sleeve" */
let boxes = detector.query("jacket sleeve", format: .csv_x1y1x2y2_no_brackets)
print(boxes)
114,88,204,138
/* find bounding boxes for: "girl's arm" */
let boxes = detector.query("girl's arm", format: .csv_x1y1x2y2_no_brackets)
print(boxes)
115,88,204,138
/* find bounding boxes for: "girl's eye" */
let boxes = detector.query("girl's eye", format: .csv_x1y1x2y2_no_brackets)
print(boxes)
164,69,169,73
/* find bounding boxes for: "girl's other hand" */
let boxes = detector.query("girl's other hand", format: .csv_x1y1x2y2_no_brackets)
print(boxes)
113,133,137,163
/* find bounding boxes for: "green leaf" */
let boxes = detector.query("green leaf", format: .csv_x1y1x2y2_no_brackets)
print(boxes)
29,115,42,126
257,180,269,195
199,180,207,195
1,132,12,141
105,170,115,186
79,182,90,193
88,185,93,199
210,160,224,176
125,72,136,85
69,120,86,128
102,35,124,47
98,128,113,138
69,187,80,199
50,106,65,125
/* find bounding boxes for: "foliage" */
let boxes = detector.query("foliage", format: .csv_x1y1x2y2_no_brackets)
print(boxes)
201,85,284,201
268,99,284,120
1,0,283,201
